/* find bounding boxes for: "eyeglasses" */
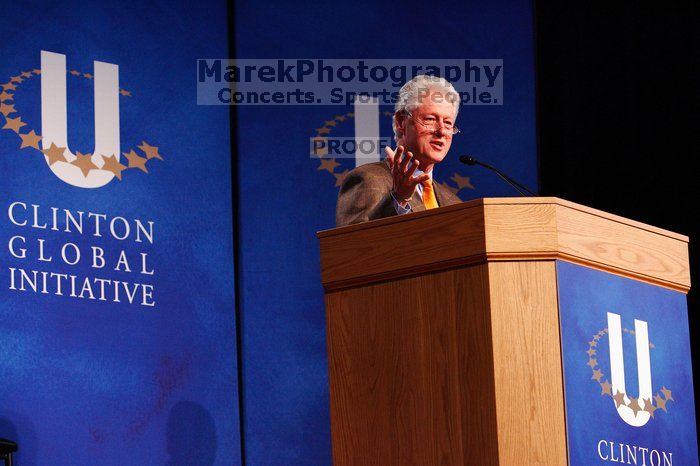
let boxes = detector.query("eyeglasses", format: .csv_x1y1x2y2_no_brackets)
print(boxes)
406,111,460,135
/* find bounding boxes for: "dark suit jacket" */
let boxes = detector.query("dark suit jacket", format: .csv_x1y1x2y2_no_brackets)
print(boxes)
335,160,462,226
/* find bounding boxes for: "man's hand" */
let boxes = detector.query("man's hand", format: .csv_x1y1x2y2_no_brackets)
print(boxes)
385,145,430,206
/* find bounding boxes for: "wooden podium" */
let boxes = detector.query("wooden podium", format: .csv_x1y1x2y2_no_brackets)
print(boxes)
317,197,691,465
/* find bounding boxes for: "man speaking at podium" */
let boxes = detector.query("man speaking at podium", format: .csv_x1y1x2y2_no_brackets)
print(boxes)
336,75,463,226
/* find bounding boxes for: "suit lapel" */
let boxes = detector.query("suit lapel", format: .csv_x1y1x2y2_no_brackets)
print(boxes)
434,180,445,207
410,190,426,212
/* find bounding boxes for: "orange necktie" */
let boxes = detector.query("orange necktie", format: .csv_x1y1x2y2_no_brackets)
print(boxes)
422,179,438,209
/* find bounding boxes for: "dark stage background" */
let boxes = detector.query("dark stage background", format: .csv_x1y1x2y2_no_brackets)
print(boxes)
535,1,700,427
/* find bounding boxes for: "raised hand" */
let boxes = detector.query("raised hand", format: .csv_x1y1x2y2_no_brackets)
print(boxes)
384,145,430,205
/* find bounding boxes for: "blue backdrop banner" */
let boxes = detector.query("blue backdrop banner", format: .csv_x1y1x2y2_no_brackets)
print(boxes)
557,261,698,465
234,0,537,463
0,1,240,464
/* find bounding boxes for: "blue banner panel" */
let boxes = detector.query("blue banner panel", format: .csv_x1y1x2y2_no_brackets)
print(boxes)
0,1,240,465
234,0,537,463
557,261,698,465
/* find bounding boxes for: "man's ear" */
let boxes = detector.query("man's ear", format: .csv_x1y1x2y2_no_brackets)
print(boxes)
394,112,406,138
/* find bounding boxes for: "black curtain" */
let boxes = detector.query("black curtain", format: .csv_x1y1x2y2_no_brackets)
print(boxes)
536,1,700,424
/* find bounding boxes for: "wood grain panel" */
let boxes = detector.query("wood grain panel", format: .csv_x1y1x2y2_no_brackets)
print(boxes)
320,202,486,288
318,197,690,292
483,203,559,253
480,197,687,240
320,197,689,465
325,265,500,465
487,261,567,465
554,203,690,289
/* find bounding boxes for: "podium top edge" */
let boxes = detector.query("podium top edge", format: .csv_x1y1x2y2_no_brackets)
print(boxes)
317,196,689,243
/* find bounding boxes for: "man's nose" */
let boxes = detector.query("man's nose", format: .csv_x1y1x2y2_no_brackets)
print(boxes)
433,125,449,137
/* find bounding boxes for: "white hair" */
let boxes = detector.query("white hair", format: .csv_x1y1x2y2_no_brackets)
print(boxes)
393,75,460,141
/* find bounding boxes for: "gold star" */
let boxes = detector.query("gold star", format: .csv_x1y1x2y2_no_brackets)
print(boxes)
0,91,14,101
311,137,327,157
19,130,42,149
649,343,655,349
623,328,629,333
450,173,474,190
101,154,127,180
41,142,67,165
137,141,163,160
324,120,337,127
383,111,393,116
335,115,347,122
654,393,668,412
32,69,41,75
587,358,598,368
586,348,597,357
613,390,626,408
316,127,331,135
334,169,349,188
10,75,24,83
119,89,131,97
628,397,643,416
123,149,148,173
71,151,98,177
1,82,17,91
661,386,674,401
70,70,80,76
21,71,33,78
593,334,601,341
643,398,657,418
629,330,635,335
346,112,354,117
83,73,93,79
589,340,598,347
591,369,603,382
0,103,16,116
2,116,27,133
600,380,612,396
438,181,459,194
318,158,340,173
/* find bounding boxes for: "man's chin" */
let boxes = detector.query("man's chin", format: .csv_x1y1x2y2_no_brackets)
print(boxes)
425,150,448,164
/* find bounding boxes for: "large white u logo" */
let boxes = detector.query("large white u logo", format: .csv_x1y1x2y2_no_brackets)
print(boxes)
41,50,120,188
607,312,653,427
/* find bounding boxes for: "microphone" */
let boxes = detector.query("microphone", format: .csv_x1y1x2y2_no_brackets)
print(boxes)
459,155,537,197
